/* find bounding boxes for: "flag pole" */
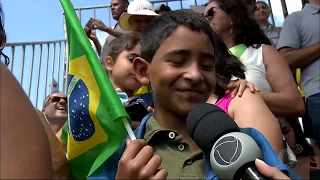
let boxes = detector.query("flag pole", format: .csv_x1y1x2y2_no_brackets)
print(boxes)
122,118,136,141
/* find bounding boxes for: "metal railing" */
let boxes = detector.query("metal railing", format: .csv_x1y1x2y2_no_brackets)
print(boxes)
4,40,67,108
4,0,299,109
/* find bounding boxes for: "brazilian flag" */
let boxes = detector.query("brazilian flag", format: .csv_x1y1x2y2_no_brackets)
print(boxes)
60,0,130,178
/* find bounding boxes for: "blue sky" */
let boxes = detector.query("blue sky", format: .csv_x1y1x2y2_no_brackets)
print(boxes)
2,0,302,108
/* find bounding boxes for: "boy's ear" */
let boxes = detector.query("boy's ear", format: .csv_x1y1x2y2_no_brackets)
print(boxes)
104,56,114,72
133,57,150,86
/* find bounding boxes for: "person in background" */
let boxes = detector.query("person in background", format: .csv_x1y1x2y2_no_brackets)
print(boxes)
254,1,281,47
102,35,145,129
277,0,320,149
155,4,172,15
204,0,304,118
89,10,297,179
88,0,131,56
118,0,158,33
205,0,305,167
42,92,68,135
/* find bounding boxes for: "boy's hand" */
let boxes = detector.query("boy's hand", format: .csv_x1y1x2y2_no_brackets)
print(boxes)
116,139,168,179
226,79,259,98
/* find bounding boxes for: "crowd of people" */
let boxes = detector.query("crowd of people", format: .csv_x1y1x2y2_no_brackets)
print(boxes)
1,0,319,179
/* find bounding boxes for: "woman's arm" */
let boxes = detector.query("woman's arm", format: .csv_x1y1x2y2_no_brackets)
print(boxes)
0,63,53,178
261,45,305,117
228,88,283,155
35,109,70,178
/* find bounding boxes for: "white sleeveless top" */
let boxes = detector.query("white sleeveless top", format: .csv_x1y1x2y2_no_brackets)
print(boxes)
239,45,297,166
239,45,273,92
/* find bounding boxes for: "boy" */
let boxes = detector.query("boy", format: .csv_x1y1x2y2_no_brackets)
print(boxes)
90,10,295,179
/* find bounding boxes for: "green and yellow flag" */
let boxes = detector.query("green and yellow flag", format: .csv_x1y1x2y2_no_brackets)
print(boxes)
60,0,130,178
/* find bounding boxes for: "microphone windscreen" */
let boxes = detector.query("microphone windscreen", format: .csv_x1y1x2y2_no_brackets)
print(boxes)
186,103,240,153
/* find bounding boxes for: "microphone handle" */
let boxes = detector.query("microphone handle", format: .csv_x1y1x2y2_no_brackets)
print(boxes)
243,166,269,180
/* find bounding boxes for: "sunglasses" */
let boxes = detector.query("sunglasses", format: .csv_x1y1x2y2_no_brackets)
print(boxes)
44,96,68,107
205,7,219,21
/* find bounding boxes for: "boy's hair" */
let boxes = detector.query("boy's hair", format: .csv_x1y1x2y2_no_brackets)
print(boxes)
140,10,245,96
104,35,141,64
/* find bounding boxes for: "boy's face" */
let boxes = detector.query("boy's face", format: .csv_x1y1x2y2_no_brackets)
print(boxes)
134,26,216,117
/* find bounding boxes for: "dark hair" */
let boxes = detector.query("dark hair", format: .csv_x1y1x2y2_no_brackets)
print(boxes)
213,0,271,47
107,35,140,62
141,10,245,96
0,4,9,66
155,4,172,14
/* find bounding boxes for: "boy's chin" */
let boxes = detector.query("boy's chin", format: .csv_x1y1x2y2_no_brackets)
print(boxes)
174,102,201,118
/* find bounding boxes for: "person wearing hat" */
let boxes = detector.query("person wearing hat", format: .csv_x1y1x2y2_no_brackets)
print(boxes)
119,0,158,32
155,4,172,15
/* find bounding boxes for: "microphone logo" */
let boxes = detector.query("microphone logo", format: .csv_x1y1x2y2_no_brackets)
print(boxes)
213,136,242,166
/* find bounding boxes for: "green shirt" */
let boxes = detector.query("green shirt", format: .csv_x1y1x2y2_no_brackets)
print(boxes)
143,116,205,179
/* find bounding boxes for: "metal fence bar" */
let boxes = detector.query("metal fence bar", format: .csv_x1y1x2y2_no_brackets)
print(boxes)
78,9,82,21
35,44,43,107
50,43,56,93
108,8,112,27
27,45,35,97
57,42,62,90
19,46,25,84
9,46,15,71
268,0,276,26
43,44,50,98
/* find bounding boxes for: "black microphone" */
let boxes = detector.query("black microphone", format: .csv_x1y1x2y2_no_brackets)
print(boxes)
186,103,268,180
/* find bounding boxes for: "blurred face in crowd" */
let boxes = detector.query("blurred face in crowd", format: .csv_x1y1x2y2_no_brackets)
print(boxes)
254,2,270,22
134,26,216,117
110,0,128,21
129,15,155,32
106,43,142,96
42,92,68,121
205,1,232,36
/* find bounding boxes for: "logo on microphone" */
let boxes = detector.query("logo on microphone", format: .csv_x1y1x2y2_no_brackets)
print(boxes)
213,136,242,166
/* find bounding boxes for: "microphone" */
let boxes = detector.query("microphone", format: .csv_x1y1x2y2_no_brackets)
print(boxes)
186,103,267,180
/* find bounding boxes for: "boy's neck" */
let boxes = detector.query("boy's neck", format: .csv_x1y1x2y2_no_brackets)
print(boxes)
153,105,200,152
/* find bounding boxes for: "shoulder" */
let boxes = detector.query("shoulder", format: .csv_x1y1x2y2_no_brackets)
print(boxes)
262,45,281,63
286,11,301,21
228,88,265,116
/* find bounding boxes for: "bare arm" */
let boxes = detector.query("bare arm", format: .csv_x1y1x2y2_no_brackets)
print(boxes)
0,62,53,178
279,43,320,69
101,26,130,38
36,109,70,179
261,45,305,117
229,89,283,154
91,18,131,38
92,38,102,56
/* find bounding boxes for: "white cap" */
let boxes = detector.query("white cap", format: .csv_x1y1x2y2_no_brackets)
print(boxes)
119,0,158,31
